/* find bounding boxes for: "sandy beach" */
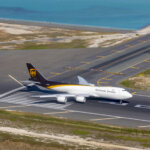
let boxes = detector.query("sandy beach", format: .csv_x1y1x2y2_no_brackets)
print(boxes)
0,18,132,33
0,18,150,49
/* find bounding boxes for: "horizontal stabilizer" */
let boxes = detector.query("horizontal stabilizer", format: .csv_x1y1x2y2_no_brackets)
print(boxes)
21,80,40,84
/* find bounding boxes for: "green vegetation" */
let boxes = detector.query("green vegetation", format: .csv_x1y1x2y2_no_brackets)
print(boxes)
120,80,136,88
141,69,150,75
0,132,77,150
16,40,87,50
121,69,150,91
0,23,123,50
72,129,90,137
0,109,149,150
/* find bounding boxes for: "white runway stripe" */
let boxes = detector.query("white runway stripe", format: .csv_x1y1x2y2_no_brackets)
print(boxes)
135,104,150,110
0,93,29,102
0,92,73,110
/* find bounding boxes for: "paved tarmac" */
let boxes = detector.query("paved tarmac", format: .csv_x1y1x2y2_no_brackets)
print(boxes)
0,33,150,129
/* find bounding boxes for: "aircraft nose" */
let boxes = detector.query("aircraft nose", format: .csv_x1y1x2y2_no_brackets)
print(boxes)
127,93,133,99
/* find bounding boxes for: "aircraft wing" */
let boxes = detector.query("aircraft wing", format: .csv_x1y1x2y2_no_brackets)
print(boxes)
32,93,90,103
77,76,94,86
32,93,90,98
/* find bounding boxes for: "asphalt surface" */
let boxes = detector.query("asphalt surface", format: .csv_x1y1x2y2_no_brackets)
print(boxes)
0,33,150,129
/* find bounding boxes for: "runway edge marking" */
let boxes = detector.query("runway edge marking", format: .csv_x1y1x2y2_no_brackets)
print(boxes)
63,109,150,123
90,117,120,121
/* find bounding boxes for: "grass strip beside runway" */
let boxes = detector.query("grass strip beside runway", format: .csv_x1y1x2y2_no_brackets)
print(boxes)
0,109,149,149
121,69,150,91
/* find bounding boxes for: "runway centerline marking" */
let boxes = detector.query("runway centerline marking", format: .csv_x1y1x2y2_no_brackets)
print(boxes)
90,117,120,121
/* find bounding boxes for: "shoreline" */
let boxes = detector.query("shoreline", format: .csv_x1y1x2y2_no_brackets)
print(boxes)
1,18,150,49
0,18,133,33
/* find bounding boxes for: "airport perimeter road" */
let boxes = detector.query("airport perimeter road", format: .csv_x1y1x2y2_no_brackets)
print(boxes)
0,34,150,129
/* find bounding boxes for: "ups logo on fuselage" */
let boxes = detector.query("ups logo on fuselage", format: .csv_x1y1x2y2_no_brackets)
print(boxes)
29,69,36,78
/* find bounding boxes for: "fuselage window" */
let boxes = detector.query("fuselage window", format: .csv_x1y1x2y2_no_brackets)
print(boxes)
95,89,106,92
107,90,116,93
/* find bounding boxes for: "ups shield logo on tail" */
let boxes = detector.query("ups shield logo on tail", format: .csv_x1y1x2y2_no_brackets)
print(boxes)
29,69,36,78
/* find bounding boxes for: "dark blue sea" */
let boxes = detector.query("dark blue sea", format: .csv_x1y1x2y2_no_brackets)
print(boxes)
0,0,150,29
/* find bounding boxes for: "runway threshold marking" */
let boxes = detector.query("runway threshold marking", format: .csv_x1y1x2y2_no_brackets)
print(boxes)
43,110,74,115
90,117,120,121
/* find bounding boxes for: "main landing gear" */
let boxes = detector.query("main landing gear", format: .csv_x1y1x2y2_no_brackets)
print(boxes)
120,100,123,104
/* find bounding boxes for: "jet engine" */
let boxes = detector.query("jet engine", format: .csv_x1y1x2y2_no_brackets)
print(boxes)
57,96,67,103
75,96,86,103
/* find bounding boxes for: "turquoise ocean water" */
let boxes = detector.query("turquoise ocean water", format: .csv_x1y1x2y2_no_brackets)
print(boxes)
0,0,150,29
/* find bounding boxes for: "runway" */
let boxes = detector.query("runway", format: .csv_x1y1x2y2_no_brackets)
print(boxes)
0,33,150,129
0,90,150,129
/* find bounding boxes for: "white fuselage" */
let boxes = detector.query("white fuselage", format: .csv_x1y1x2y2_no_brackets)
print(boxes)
50,85,132,100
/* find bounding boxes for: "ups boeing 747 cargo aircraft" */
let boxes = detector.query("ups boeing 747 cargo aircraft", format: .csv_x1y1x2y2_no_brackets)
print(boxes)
23,63,132,103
